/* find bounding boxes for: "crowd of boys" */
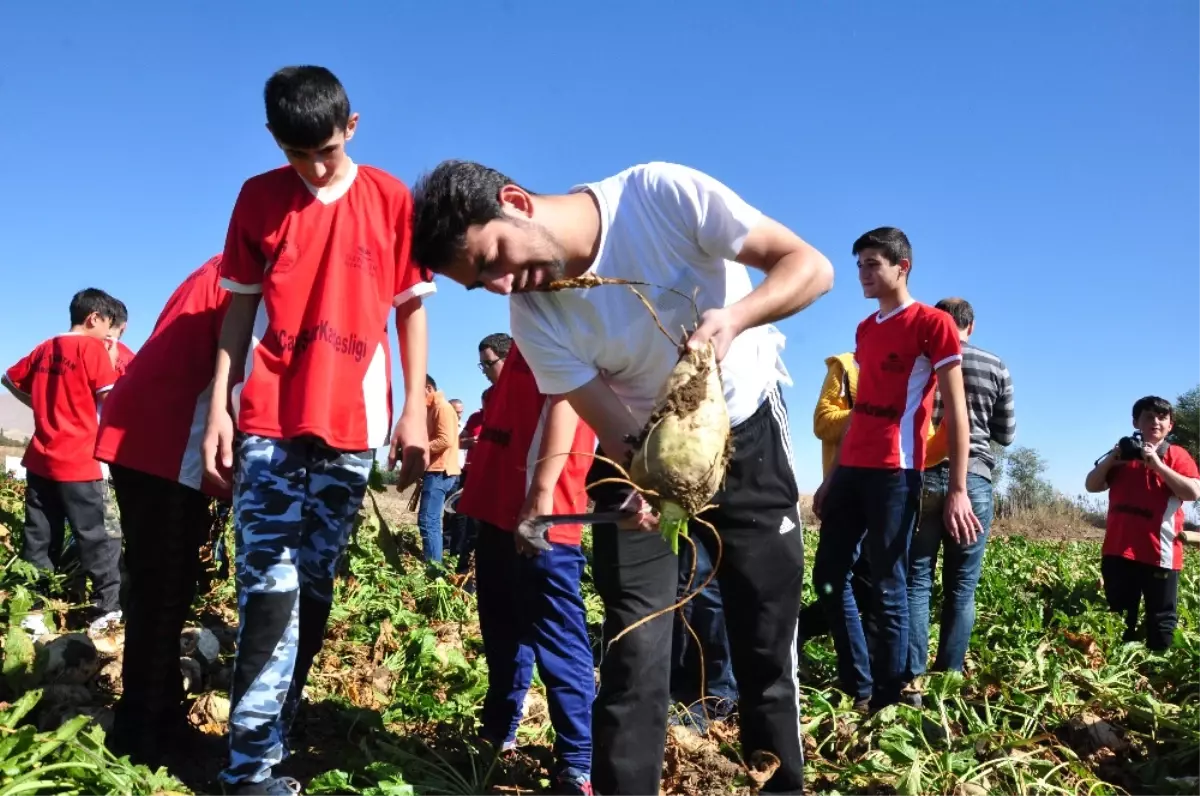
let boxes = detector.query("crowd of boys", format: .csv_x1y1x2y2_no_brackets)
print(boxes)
4,62,1198,796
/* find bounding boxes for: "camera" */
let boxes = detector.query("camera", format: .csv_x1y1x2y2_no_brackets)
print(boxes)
1118,433,1146,461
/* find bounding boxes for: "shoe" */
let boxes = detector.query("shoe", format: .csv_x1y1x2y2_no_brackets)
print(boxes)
852,697,871,714
87,610,123,637
19,612,52,641
555,767,593,796
227,776,302,795
901,690,924,709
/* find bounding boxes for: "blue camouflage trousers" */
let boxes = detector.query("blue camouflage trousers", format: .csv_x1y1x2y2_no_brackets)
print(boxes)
219,434,372,787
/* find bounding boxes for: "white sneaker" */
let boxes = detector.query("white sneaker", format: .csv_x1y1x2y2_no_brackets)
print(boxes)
19,613,51,641
87,610,123,637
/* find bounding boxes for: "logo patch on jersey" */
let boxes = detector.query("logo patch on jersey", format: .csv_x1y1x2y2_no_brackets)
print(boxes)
881,352,907,374
267,238,296,276
346,245,380,277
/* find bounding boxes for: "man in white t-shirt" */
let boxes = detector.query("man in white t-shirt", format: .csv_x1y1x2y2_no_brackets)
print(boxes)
410,160,833,795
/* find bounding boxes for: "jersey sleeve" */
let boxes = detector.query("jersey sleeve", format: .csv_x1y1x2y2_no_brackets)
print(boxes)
393,187,437,307
219,183,266,295
639,163,764,261
84,341,119,395
925,310,963,370
1167,447,1200,479
3,354,34,395
510,298,598,396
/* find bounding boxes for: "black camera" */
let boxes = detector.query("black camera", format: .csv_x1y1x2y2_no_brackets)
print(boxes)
1118,433,1146,461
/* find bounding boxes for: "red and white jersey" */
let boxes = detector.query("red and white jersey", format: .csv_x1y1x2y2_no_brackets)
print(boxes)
457,346,597,545
95,256,231,499
1103,445,1199,570
4,334,117,482
219,161,435,451
113,341,136,377
840,301,961,470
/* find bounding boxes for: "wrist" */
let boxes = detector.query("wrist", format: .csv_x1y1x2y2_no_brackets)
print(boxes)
726,301,751,337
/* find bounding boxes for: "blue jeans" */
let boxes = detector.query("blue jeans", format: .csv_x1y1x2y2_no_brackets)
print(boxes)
812,466,921,707
417,471,458,564
474,523,594,774
670,536,738,727
906,468,994,679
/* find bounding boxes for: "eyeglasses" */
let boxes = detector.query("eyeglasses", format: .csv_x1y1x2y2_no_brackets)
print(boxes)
478,358,503,372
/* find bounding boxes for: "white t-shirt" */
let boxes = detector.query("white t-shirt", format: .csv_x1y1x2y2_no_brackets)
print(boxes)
510,162,792,429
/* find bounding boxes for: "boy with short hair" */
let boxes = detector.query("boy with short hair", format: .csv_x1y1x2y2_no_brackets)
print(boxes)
812,226,979,712
201,65,434,794
1086,396,1200,650
3,288,122,635
95,255,232,768
456,340,597,795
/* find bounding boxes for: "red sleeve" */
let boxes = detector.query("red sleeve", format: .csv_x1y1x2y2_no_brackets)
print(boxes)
392,187,434,306
1167,447,1200,479
464,411,485,437
925,309,962,370
4,354,33,394
115,342,136,375
219,183,265,294
83,340,118,394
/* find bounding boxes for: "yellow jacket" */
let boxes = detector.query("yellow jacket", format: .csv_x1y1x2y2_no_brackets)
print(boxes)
813,353,943,477
813,354,857,478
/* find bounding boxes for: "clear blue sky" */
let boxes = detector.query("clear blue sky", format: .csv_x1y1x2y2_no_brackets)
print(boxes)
2,1,1196,495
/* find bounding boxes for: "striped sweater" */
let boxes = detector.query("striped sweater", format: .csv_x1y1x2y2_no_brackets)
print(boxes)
931,341,1015,480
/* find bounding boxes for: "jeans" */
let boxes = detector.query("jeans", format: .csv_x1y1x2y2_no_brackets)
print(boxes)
475,523,594,773
670,535,738,727
813,466,921,708
905,467,994,680
417,471,458,564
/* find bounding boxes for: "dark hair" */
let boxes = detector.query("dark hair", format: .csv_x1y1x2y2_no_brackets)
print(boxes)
411,160,530,274
478,332,513,359
69,288,117,326
852,227,913,272
426,374,437,390
1132,396,1173,422
264,66,351,149
449,398,463,405
934,297,974,331
109,297,129,327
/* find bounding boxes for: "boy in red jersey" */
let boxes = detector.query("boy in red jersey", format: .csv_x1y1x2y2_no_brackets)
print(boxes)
456,338,597,796
94,255,232,768
812,227,980,712
201,66,433,795
2,288,122,635
1085,396,1200,650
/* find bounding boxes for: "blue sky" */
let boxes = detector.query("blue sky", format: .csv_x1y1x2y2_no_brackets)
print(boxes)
2,1,1196,495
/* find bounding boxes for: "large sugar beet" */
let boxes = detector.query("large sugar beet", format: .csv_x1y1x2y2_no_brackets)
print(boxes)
629,341,730,553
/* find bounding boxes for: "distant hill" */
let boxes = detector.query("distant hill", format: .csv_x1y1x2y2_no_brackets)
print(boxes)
0,393,33,443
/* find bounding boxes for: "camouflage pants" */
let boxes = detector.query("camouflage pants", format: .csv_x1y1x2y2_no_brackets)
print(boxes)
103,478,123,539
220,434,372,787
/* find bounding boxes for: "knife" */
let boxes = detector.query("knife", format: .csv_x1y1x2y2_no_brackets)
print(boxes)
516,511,635,553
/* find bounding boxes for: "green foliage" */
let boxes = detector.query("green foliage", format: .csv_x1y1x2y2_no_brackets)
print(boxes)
1170,385,1199,462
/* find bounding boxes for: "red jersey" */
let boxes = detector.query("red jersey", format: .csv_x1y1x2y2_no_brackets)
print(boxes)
113,341,136,377
840,301,962,470
4,334,118,482
95,256,232,499
462,406,486,469
457,346,597,544
219,162,435,451
1102,445,1199,570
